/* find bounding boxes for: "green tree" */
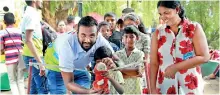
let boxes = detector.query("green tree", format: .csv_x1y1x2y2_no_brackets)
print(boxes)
42,1,77,29
182,1,219,49
82,1,125,19
41,1,219,49
82,1,158,27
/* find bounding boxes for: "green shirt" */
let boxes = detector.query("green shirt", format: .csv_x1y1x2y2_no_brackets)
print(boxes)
21,6,43,57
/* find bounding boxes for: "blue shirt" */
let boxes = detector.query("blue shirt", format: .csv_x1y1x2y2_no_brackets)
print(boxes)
109,41,119,52
58,32,114,72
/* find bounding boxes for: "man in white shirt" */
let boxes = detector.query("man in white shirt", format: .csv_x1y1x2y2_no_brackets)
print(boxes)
20,0,48,94
59,16,116,94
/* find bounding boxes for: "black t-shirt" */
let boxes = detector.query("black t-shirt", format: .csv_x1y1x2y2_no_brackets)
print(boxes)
109,30,124,49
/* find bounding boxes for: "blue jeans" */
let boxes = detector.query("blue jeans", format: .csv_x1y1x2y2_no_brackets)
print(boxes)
23,56,48,94
73,69,91,93
47,69,66,94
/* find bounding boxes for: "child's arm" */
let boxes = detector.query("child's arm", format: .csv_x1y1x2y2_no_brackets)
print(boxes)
108,76,124,94
120,62,144,78
103,71,124,94
120,65,144,78
120,68,139,76
118,51,145,78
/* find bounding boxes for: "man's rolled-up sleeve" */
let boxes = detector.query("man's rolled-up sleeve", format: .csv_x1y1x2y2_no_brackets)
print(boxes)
25,16,35,31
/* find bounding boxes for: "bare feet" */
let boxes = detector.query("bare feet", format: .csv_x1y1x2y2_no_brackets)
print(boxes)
204,74,216,80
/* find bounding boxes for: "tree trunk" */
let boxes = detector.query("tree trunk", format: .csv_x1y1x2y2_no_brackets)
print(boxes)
42,1,77,30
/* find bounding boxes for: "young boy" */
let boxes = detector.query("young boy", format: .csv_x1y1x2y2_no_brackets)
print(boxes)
115,25,145,94
90,21,119,84
93,46,124,94
0,12,25,95
104,12,123,49
98,21,119,52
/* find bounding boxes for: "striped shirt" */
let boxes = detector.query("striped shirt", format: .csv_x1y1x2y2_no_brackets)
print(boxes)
0,27,22,65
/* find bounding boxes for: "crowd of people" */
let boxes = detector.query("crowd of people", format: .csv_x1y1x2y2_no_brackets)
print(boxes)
0,0,218,95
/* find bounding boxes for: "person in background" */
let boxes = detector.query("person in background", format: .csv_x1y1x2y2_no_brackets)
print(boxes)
0,6,10,30
98,21,119,52
150,1,210,94
122,12,151,94
20,0,48,94
204,49,220,79
204,65,219,79
121,7,135,18
104,12,123,49
0,12,25,95
123,13,151,61
121,7,147,34
115,19,124,32
115,25,145,94
56,20,67,35
66,15,75,32
104,12,117,32
73,16,81,32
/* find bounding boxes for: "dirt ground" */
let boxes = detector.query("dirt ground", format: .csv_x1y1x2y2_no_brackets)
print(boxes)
1,78,219,94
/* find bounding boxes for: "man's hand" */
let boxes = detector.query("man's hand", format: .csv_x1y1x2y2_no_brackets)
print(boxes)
102,57,116,69
87,89,104,94
39,65,45,76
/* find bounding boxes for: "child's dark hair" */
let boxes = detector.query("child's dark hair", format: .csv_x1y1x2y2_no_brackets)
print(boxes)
67,15,75,24
123,25,139,37
122,8,134,14
77,16,98,32
116,19,123,25
3,6,9,12
25,0,32,6
97,21,110,32
4,12,15,25
94,46,113,62
104,12,117,20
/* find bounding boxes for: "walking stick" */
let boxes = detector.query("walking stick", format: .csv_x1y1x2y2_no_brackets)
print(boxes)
27,60,32,94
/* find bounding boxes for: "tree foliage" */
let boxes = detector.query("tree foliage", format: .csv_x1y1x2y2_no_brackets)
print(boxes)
42,0,219,49
82,1,219,49
182,1,219,49
82,0,158,27
42,1,77,29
